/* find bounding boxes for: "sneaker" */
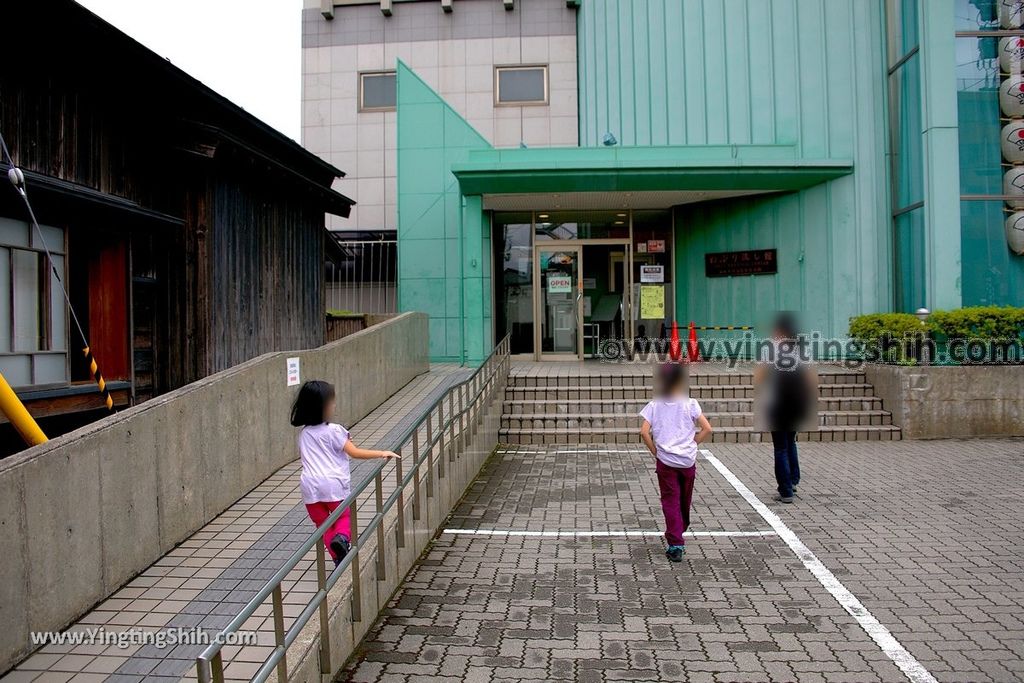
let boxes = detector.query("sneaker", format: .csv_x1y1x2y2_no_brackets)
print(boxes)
329,534,351,566
665,545,685,562
774,495,794,504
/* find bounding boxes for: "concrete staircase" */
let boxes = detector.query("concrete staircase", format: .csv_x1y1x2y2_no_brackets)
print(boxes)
499,365,901,445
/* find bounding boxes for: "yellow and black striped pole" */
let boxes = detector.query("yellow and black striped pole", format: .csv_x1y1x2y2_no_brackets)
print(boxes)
693,325,753,331
83,346,114,411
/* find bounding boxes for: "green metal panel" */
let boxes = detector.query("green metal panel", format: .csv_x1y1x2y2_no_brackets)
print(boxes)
576,0,893,335
396,61,493,362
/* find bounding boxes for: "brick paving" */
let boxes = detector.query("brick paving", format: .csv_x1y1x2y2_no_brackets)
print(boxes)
0,364,468,683
342,439,1024,683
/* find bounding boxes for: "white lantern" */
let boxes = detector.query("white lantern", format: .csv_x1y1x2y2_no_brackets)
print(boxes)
1001,120,1024,163
1000,35,1024,74
1006,211,1024,254
1000,75,1024,117
1001,0,1024,29
1005,166,1024,209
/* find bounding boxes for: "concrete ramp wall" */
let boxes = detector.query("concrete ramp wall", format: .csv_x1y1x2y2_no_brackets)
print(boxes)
0,312,429,673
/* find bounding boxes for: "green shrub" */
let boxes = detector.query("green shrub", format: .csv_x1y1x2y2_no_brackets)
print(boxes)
848,313,928,364
927,306,1024,341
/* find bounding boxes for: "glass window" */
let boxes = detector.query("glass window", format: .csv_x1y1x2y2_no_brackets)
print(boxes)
887,0,920,65
955,0,1023,32
535,210,629,241
961,200,1024,305
496,66,548,105
894,207,927,313
0,219,69,386
493,213,534,355
957,36,1003,194
359,71,396,111
890,52,924,209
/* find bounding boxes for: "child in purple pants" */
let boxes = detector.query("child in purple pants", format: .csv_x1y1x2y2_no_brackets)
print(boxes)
640,363,713,562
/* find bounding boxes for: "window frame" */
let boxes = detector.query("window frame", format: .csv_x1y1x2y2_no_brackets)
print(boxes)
494,64,549,107
0,217,70,388
358,70,397,112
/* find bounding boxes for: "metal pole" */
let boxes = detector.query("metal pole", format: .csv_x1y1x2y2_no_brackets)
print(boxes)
375,472,386,581
271,585,288,682
315,543,332,676
0,372,46,446
437,402,446,479
412,430,422,520
350,496,362,622
448,390,456,462
395,446,406,547
426,418,435,498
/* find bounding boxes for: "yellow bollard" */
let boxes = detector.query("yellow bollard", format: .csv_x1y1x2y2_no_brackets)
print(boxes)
0,371,47,446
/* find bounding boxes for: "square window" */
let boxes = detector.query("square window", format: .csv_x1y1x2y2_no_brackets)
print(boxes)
359,71,396,111
495,66,548,105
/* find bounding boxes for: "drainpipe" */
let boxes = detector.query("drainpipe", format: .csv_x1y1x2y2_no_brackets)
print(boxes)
460,195,466,366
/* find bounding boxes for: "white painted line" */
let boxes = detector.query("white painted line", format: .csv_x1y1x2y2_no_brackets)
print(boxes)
443,529,777,538
699,448,938,683
507,448,646,455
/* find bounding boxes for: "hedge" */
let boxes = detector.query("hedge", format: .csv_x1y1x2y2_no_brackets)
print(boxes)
927,306,1024,341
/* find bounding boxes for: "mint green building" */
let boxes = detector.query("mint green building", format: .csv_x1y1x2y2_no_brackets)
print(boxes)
303,0,1024,363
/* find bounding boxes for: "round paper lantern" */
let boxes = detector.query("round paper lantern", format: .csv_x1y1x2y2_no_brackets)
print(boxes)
1005,212,1024,254
1004,166,1024,209
1001,0,1024,29
1000,36,1024,74
1000,75,1024,117
1001,120,1024,163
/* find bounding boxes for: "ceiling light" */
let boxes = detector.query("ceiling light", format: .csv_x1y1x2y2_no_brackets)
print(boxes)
538,214,549,219
614,221,625,225
617,213,627,217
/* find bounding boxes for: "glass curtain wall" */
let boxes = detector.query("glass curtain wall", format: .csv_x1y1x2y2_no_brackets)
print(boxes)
955,0,1024,305
886,0,926,312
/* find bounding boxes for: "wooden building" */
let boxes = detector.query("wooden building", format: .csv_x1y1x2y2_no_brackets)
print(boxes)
0,1,353,446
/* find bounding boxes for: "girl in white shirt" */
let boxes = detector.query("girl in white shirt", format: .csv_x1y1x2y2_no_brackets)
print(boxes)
290,380,399,567
640,363,713,563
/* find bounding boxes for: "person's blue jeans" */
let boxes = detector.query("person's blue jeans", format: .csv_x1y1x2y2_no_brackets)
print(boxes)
771,431,800,497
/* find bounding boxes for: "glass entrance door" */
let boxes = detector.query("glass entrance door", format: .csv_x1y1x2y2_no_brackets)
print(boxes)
535,245,582,359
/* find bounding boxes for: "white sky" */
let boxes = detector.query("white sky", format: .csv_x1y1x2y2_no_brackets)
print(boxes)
77,0,303,141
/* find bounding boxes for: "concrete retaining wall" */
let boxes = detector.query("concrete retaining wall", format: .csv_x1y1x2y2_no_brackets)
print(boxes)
0,313,429,673
865,364,1024,439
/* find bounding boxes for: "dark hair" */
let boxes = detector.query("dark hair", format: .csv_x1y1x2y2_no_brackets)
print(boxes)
657,362,687,397
290,380,336,427
773,311,800,339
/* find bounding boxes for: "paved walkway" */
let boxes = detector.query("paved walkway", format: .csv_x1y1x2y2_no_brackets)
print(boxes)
1,364,470,683
343,438,1024,683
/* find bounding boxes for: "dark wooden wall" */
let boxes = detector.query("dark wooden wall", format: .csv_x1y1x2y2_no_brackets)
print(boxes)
0,18,333,397
206,150,325,374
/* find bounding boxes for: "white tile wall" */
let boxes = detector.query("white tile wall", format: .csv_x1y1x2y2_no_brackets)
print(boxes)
303,34,578,232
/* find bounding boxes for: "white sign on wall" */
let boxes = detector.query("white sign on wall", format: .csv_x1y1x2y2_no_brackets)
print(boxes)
287,357,301,387
640,265,665,283
547,275,572,294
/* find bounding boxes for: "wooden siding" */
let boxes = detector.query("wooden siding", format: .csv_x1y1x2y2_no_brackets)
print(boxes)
0,10,339,400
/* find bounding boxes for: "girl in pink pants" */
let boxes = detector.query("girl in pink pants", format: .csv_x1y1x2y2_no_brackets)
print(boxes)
640,363,713,563
291,380,399,567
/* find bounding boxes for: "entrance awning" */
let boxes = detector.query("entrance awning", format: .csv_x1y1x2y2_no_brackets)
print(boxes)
451,144,853,200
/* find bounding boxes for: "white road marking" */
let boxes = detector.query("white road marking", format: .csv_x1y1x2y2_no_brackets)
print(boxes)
442,529,776,538
699,448,938,683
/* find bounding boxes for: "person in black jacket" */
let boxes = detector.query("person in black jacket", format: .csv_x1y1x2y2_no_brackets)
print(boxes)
754,313,816,503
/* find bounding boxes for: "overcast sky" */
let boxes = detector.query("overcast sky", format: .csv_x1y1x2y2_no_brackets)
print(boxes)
77,0,303,141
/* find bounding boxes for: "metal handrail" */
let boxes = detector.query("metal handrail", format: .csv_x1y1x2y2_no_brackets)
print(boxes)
195,335,512,683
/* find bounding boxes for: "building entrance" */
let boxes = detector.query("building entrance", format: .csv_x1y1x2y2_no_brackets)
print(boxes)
494,209,673,360
534,242,632,360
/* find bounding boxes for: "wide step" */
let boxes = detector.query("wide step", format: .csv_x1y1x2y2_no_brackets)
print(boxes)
502,365,902,442
499,425,902,444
